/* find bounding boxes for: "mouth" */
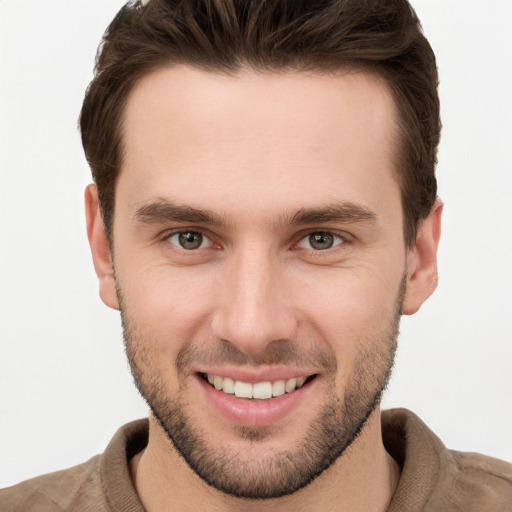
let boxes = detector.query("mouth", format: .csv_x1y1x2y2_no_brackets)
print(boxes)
196,370,319,427
200,372,318,400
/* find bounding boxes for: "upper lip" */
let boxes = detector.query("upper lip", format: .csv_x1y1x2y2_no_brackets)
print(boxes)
196,366,317,383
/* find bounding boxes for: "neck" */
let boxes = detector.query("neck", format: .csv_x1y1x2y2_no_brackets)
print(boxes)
131,407,399,512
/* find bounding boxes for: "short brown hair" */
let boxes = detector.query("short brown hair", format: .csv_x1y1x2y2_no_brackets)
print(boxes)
80,0,440,246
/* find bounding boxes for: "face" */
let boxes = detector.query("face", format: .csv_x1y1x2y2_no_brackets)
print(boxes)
87,66,438,499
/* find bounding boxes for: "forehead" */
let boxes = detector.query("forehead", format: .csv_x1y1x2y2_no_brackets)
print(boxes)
118,65,401,225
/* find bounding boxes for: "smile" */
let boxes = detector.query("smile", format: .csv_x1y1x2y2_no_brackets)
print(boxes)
203,373,315,399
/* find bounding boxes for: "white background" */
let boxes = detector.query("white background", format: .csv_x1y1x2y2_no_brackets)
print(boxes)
0,0,511,488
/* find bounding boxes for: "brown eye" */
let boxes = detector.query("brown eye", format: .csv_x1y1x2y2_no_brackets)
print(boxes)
297,232,344,251
168,231,211,250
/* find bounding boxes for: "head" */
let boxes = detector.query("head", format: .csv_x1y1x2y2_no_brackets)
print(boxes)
83,0,442,501
81,0,440,247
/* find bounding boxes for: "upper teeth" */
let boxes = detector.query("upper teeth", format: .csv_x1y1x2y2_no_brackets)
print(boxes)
206,374,308,399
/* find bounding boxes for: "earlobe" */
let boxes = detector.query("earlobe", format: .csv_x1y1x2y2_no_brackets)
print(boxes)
84,184,119,310
402,200,443,315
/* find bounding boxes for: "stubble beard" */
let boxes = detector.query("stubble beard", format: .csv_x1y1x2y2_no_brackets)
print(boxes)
119,277,404,500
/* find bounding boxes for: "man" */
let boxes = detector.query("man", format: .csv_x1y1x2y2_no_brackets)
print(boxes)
1,0,511,510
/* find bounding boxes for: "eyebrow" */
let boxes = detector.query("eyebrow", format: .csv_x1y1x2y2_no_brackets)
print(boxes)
134,198,377,229
135,199,225,227
286,203,377,227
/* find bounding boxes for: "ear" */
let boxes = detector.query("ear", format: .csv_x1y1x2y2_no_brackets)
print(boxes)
402,200,443,315
85,184,119,310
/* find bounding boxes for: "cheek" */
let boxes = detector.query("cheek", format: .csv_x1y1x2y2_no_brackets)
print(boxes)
300,265,399,318
293,267,402,359
118,263,220,355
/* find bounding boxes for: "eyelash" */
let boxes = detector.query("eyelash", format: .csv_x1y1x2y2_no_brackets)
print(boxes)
161,228,350,253
295,230,347,251
161,229,217,253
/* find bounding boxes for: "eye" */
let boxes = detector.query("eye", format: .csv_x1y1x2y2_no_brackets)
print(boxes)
167,231,213,250
297,232,345,251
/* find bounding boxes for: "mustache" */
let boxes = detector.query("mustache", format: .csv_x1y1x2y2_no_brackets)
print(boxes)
175,339,337,373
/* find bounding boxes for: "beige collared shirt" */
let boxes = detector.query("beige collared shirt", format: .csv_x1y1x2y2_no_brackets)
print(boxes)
1,409,511,511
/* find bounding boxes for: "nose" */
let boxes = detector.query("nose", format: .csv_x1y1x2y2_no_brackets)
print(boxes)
211,245,298,355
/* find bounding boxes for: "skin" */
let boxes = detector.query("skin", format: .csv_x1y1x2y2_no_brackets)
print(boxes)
86,66,442,511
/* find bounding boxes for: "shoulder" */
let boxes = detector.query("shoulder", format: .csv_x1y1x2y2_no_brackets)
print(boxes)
383,408,512,511
437,450,512,511
0,455,110,512
0,419,147,512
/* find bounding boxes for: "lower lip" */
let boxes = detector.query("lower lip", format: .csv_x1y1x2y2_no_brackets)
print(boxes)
196,375,316,427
